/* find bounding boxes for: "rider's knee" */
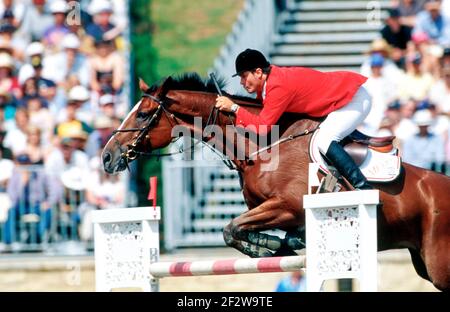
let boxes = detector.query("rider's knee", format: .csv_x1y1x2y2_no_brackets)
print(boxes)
316,134,335,155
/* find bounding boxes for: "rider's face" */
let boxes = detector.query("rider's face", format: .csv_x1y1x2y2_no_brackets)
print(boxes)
239,69,264,94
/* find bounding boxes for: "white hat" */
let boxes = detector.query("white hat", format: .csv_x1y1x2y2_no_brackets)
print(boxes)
88,0,113,15
94,115,113,128
50,0,69,13
0,159,14,182
413,109,433,126
26,42,44,57
99,94,115,106
0,53,14,68
18,64,36,85
62,34,80,50
61,168,90,191
68,85,90,102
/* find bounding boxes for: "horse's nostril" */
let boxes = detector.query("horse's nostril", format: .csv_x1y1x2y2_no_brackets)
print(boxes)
103,152,112,165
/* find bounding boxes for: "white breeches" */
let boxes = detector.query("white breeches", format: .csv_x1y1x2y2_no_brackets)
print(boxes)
316,86,372,154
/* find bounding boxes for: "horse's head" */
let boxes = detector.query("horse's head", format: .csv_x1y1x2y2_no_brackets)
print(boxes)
102,77,175,174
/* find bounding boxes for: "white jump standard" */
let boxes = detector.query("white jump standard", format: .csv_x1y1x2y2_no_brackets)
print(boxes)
93,189,379,292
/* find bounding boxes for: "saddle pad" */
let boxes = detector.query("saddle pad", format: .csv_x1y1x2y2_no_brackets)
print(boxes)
309,130,401,182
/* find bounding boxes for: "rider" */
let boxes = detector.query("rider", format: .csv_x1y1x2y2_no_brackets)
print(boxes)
215,48,373,190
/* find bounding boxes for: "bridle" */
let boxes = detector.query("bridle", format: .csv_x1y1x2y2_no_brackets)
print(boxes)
111,93,168,162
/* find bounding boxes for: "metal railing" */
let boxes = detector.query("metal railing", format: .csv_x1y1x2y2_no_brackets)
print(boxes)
0,166,96,254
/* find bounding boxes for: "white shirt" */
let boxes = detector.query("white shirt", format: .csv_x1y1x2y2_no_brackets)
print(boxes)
428,80,450,113
402,132,446,169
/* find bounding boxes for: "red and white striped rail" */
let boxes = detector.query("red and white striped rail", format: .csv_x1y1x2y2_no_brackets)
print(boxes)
149,255,306,278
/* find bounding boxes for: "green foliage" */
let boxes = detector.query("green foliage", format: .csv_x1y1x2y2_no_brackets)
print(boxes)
130,0,162,206
152,0,244,77
130,0,243,207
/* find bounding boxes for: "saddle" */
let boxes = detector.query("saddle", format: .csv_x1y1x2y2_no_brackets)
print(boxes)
309,128,401,183
341,130,396,166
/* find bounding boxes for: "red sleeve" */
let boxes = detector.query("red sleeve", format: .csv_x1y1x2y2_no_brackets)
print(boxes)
236,85,294,135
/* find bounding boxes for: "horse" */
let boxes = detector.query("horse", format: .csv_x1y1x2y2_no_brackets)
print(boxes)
102,73,450,291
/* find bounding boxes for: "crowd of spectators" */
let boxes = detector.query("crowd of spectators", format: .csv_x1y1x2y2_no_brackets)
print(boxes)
361,0,450,173
0,0,128,249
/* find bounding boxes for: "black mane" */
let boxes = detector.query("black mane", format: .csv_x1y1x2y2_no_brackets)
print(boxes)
146,72,261,104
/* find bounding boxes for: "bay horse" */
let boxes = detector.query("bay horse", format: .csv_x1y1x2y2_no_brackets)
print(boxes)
102,73,450,291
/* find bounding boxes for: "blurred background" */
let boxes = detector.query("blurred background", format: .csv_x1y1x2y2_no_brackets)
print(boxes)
0,0,446,291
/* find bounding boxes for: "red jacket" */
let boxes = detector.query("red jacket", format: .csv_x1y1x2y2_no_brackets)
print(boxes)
236,65,368,133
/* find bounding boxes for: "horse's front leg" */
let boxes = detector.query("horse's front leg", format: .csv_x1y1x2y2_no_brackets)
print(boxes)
224,197,301,257
223,223,274,258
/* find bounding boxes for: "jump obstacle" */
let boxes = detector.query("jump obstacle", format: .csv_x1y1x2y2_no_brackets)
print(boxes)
92,192,379,292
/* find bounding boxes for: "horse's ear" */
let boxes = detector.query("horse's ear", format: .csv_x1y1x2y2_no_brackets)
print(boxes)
155,76,173,98
139,78,150,93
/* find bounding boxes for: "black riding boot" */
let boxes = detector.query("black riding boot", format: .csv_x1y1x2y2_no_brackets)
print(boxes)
325,141,373,190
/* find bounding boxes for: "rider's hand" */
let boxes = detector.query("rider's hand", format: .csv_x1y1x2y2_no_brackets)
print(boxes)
215,96,235,112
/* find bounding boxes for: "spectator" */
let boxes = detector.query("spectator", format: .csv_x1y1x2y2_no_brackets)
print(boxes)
54,97,92,148
0,52,20,99
397,53,434,101
23,126,46,164
43,33,90,89
44,136,89,178
0,0,26,29
19,76,39,101
442,0,450,19
392,99,418,147
402,109,446,171
43,0,70,53
3,107,28,156
85,114,113,158
360,38,404,81
89,39,124,96
4,154,55,245
23,96,54,148
0,129,12,160
20,0,55,42
439,46,450,67
407,31,442,77
0,21,26,61
381,8,412,68
0,86,16,125
275,271,307,292
429,65,450,115
362,54,399,135
18,41,44,86
44,136,89,234
86,0,119,42
413,0,450,46
56,84,93,125
97,93,116,118
396,0,428,27
426,101,449,139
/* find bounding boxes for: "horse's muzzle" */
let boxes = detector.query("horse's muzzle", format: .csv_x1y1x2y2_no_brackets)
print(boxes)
102,151,128,174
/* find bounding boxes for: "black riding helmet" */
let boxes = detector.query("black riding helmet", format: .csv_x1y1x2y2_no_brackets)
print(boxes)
232,49,270,77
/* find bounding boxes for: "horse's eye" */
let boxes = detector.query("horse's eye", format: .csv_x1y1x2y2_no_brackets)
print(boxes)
137,111,150,120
